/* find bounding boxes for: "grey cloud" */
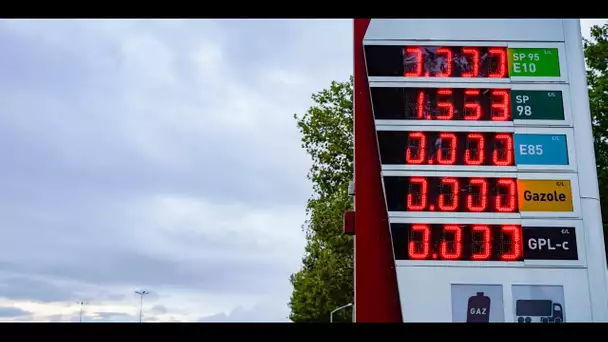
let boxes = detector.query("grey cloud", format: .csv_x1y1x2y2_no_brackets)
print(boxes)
0,276,78,303
0,19,349,320
151,305,167,314
47,314,66,322
200,301,290,322
33,250,290,295
0,306,31,318
107,293,126,301
94,311,137,322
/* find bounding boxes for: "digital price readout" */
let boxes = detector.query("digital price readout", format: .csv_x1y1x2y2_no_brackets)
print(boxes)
383,176,518,213
371,87,565,122
372,87,511,121
378,131,513,166
391,223,522,261
365,46,507,78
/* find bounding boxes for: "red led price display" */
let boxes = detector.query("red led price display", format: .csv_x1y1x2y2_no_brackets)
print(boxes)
391,223,523,262
383,176,518,213
371,87,511,121
378,131,514,166
364,46,508,78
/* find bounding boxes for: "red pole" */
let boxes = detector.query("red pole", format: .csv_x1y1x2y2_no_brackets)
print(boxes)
353,18,403,323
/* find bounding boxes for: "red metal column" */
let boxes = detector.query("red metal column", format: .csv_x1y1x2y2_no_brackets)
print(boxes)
353,18,403,323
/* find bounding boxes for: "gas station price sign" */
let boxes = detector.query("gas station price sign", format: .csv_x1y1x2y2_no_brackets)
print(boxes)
371,87,565,122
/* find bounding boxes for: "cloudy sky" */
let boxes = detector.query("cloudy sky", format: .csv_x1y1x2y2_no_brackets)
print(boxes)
0,19,605,322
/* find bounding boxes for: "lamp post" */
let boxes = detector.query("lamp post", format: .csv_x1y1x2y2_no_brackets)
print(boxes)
134,290,149,323
330,303,353,323
76,301,87,322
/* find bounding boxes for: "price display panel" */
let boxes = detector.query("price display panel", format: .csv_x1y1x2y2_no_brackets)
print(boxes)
378,130,514,167
365,46,508,78
371,87,511,122
383,176,518,213
391,223,523,262
389,218,585,267
370,86,569,127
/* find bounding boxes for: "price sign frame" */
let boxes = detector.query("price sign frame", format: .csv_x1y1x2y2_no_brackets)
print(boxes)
377,125,576,173
364,40,568,84
369,82,572,128
389,216,586,268
382,170,581,219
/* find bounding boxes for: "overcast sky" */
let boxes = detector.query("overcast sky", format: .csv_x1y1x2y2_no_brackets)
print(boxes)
0,19,604,322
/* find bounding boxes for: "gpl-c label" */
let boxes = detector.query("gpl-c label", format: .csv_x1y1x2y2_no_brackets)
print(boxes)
522,227,578,260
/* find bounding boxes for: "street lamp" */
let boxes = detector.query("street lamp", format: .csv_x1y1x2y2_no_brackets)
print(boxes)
76,301,87,322
134,290,150,323
330,303,353,323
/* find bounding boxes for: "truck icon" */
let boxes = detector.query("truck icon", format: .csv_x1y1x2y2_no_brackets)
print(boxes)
516,299,563,323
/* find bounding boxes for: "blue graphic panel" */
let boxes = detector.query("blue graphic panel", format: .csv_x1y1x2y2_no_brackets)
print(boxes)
514,134,569,166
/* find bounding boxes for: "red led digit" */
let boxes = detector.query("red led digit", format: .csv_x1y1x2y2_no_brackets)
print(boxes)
407,177,428,211
436,48,453,77
472,225,491,260
416,91,425,119
496,179,517,212
438,178,459,211
437,133,457,165
406,132,427,164
409,224,430,259
467,178,488,212
464,133,485,165
493,133,514,166
461,48,480,77
464,89,482,120
500,225,522,261
436,89,454,120
405,47,423,77
440,225,462,260
488,48,507,78
490,90,510,121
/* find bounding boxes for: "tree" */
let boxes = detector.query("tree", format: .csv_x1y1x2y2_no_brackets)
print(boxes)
583,23,608,253
288,76,354,322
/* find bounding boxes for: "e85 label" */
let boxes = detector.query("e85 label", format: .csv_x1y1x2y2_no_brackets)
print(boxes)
514,133,569,166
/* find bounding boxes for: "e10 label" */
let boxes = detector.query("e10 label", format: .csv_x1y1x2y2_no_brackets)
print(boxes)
511,90,565,121
508,48,561,77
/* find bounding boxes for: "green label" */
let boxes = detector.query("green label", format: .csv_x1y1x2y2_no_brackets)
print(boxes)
511,90,565,120
508,48,561,77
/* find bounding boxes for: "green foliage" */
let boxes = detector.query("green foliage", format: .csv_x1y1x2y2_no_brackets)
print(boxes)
584,24,608,226
288,76,354,322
